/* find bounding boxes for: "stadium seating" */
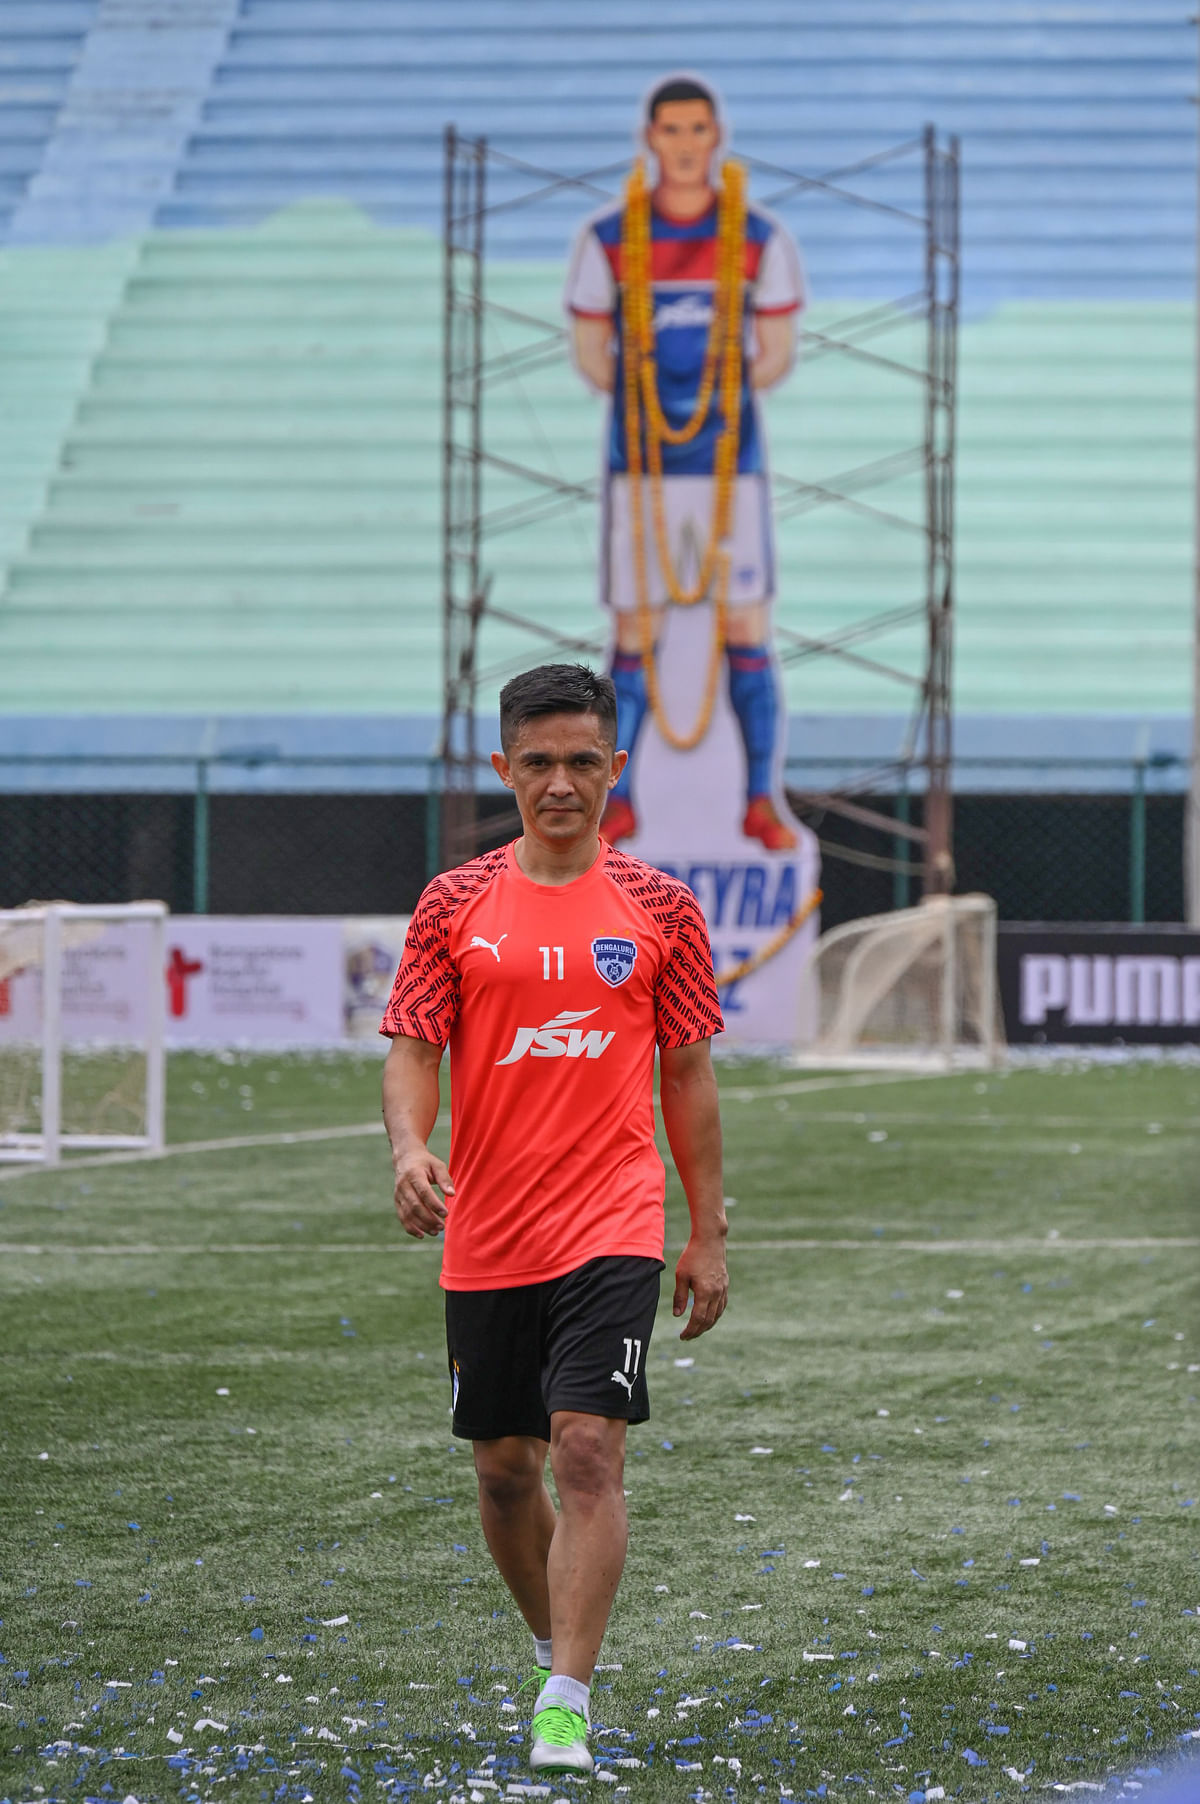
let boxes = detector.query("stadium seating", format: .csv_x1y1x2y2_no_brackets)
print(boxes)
0,0,1192,725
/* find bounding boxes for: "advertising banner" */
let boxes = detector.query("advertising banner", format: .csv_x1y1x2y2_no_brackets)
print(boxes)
343,916,412,1041
164,919,344,1046
998,924,1200,1046
0,917,346,1048
565,73,821,1046
0,917,156,1042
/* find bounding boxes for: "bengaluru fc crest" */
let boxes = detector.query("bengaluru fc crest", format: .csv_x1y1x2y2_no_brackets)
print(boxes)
592,936,637,988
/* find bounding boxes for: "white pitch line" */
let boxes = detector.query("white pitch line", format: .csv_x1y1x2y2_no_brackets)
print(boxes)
0,1073,942,1187
727,1236,1200,1253
0,1120,385,1184
1,1236,1195,1257
721,1070,944,1102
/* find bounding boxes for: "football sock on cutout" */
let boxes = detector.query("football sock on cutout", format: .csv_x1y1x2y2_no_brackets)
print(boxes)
537,1674,591,1723
726,644,777,800
610,651,648,800
534,1637,553,1670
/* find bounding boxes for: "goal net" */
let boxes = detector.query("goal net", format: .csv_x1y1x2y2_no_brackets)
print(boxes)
0,902,167,1165
792,893,1004,1071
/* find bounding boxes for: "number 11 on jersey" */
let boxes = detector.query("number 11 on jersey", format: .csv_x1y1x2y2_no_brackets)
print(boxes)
539,945,564,980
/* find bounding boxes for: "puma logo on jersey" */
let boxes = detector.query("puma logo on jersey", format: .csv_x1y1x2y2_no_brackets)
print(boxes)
469,933,507,962
495,1008,616,1066
610,1370,635,1399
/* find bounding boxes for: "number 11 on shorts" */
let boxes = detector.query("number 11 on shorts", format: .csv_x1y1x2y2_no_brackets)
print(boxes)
623,1337,642,1376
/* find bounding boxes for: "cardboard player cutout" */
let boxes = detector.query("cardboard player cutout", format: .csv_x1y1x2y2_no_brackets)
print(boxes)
564,73,822,1041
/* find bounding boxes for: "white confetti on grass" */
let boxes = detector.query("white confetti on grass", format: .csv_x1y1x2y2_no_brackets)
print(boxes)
749,1446,773,1455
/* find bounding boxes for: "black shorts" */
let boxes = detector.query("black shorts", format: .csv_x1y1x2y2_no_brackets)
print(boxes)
444,1255,663,1441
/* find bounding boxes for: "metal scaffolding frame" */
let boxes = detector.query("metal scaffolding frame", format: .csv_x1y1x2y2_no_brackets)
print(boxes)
441,125,961,891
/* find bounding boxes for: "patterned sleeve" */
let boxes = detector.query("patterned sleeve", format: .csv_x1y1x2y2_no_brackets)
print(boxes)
755,218,807,316
379,881,460,1044
563,221,616,318
655,883,725,1049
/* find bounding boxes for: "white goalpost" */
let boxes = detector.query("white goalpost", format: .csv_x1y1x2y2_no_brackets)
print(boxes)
791,893,1005,1072
0,901,167,1166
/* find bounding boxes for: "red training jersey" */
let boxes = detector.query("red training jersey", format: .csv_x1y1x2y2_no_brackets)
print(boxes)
380,839,724,1291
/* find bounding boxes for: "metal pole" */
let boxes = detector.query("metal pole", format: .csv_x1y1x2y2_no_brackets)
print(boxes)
893,780,911,911
425,761,442,883
41,906,62,1166
922,127,959,898
144,905,167,1154
440,123,457,874
980,898,1000,1068
192,758,209,914
440,127,486,873
1130,736,1148,925
1190,16,1200,923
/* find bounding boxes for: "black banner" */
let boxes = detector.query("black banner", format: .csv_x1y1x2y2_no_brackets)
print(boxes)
998,924,1200,1045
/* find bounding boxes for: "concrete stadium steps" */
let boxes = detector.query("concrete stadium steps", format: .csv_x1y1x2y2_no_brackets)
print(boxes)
0,2,95,236
1,205,446,711
0,3,1191,720
0,4,98,564
0,238,136,570
162,0,1192,300
0,204,1191,714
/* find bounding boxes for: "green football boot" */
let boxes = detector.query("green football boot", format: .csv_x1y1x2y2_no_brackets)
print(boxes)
530,1701,593,1775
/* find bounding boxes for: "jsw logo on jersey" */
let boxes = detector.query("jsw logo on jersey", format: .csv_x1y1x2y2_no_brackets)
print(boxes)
654,294,714,332
496,1007,615,1066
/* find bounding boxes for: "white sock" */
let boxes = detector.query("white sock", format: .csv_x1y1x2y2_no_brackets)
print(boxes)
536,1674,590,1723
533,1636,553,1670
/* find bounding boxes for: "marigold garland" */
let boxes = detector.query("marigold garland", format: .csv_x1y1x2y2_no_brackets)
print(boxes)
712,886,823,990
620,155,748,750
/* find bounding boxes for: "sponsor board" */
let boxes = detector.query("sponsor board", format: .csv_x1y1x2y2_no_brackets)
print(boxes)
0,917,346,1047
998,924,1200,1045
343,915,412,1040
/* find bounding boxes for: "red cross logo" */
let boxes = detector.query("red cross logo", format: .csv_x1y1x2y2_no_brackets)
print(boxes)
166,945,204,1018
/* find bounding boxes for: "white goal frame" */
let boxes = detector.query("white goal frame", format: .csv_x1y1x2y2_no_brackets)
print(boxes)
791,893,1004,1072
0,901,167,1166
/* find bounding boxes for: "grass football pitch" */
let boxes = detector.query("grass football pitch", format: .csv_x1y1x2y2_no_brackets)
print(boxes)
0,1053,1197,1804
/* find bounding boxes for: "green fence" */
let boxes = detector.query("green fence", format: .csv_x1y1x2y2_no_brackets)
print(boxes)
0,750,1190,925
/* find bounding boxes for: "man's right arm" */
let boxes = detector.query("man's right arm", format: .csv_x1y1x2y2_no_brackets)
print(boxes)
571,314,615,394
382,1034,454,1238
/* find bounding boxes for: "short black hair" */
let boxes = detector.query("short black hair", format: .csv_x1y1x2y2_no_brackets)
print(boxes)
647,76,718,122
499,663,617,754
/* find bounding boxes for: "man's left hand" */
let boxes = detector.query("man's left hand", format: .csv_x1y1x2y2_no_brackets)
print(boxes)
673,1234,729,1341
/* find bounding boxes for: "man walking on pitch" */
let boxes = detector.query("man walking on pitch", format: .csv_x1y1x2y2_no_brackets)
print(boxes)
381,663,728,1776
